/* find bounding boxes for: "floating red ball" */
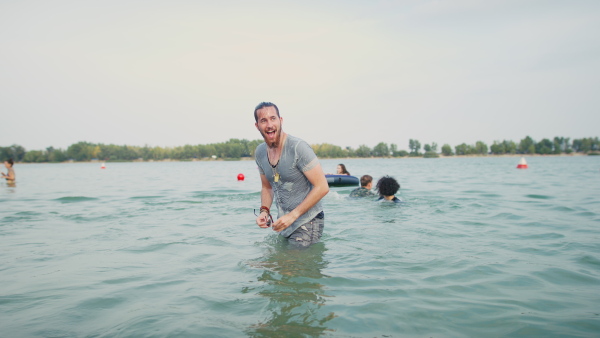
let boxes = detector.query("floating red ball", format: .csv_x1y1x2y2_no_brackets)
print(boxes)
237,173,245,181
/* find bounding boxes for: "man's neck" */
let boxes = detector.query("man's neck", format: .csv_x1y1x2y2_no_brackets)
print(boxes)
267,132,287,150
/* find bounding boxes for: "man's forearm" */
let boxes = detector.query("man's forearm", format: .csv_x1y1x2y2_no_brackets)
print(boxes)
261,187,274,209
289,183,329,219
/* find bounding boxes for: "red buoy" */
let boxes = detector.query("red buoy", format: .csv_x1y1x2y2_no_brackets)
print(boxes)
101,162,106,169
237,173,245,181
517,157,528,169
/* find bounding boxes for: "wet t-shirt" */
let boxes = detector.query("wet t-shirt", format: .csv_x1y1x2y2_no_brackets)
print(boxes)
255,134,323,237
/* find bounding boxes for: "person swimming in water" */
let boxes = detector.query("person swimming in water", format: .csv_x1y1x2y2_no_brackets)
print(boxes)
349,175,376,198
337,164,350,175
376,175,401,203
328,164,350,176
2,158,15,183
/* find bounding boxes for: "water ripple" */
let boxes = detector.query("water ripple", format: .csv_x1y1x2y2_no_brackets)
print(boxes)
54,196,99,203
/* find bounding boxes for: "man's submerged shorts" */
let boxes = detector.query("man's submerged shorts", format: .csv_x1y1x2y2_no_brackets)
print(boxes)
285,211,324,248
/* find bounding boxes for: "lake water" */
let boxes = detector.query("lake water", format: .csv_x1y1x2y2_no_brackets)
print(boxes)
1,156,599,337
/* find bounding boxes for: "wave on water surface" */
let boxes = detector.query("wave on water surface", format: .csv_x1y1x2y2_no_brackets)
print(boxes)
54,196,99,203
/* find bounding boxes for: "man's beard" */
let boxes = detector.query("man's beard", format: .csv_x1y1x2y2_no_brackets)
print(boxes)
263,128,282,148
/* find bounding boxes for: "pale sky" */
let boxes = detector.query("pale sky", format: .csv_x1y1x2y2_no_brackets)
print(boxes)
1,0,599,151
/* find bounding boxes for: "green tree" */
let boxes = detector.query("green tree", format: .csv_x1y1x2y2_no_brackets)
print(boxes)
313,143,346,158
423,142,439,158
355,145,372,157
344,146,356,158
24,150,46,162
563,137,572,154
572,138,582,152
518,136,535,154
441,144,453,156
0,144,26,161
389,144,408,157
390,144,398,157
490,141,505,155
46,147,67,162
409,139,421,156
0,147,11,161
536,138,553,154
573,137,600,153
474,141,488,155
373,142,390,157
67,141,95,161
503,140,517,154
455,143,468,155
553,137,564,154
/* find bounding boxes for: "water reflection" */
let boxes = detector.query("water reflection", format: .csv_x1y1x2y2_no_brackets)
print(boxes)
4,181,16,189
245,238,335,337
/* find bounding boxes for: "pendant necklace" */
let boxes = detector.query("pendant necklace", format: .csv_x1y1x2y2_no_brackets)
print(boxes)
268,149,280,183
272,163,280,183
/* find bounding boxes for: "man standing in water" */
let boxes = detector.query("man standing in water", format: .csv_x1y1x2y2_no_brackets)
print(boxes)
253,102,329,247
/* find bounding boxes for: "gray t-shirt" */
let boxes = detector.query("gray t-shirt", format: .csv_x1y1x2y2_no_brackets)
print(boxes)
255,134,323,237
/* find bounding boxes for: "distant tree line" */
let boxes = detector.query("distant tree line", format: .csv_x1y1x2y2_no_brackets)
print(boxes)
313,136,599,158
1,136,598,163
0,139,263,163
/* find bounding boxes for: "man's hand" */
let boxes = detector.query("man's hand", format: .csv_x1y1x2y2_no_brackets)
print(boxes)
256,211,271,228
271,211,299,232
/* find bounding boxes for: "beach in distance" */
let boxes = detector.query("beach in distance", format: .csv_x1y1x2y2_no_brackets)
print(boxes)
1,156,599,336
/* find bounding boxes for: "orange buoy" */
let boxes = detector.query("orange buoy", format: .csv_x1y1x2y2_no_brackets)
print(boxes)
516,157,528,169
237,173,245,181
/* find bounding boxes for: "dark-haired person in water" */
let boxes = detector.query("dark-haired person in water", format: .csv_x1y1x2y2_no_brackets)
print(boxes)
337,164,350,175
376,175,401,203
349,175,376,198
327,163,350,176
2,159,15,183
253,102,329,248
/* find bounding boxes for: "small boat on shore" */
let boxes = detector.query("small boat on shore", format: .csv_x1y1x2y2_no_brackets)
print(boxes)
326,174,359,187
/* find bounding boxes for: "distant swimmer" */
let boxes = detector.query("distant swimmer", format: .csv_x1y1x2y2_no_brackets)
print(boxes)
253,102,329,248
327,163,350,176
376,175,401,203
2,158,15,182
336,164,350,175
349,175,376,198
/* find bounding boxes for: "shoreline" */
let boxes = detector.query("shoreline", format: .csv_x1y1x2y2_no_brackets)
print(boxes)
11,152,595,164
320,152,589,160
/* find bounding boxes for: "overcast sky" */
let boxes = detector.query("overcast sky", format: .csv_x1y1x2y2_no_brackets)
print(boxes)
1,0,599,151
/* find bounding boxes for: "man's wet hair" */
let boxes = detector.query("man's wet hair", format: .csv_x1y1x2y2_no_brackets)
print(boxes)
6,158,14,166
254,102,280,122
360,175,373,187
376,175,400,196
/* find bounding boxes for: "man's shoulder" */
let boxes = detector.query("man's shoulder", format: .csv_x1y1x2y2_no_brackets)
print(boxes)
285,134,315,155
254,143,267,166
285,134,306,147
255,142,267,153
